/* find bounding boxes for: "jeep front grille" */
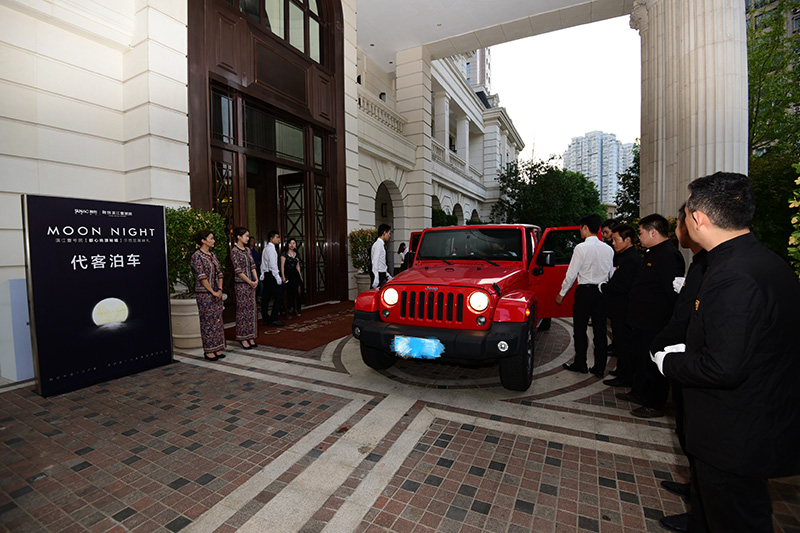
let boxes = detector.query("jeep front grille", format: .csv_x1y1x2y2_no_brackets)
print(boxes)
399,289,464,323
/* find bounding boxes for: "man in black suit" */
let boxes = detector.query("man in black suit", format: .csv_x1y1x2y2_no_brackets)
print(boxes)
598,224,641,388
653,172,800,532
618,214,684,418
650,203,708,532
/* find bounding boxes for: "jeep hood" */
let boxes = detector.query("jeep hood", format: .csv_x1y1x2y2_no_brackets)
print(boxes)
389,263,527,292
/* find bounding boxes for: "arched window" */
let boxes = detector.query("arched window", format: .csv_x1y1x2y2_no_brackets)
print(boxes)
231,0,325,63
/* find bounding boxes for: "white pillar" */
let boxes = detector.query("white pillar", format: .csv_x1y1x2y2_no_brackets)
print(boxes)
433,92,450,163
632,0,748,217
500,129,508,169
395,46,433,228
457,116,469,169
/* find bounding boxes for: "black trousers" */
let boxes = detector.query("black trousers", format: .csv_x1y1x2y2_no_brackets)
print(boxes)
690,457,773,532
572,285,608,371
630,327,669,408
609,314,634,383
261,276,284,323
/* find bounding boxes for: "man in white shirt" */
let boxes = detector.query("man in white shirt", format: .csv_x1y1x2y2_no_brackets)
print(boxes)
260,230,284,327
556,214,615,377
370,224,392,289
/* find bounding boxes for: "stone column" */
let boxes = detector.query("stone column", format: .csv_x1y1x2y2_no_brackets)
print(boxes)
433,92,450,162
395,46,433,227
632,0,748,216
457,116,470,170
500,129,508,169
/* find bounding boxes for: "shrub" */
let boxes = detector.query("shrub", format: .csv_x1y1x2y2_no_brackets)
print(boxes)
788,163,800,280
349,228,378,273
165,207,228,296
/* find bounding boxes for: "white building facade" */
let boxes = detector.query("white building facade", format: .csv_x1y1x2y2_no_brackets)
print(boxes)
0,0,750,344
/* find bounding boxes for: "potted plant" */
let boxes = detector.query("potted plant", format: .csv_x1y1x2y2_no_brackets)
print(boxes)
165,207,228,348
348,228,377,294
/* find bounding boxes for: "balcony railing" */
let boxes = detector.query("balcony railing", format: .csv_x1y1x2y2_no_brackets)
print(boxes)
357,86,406,135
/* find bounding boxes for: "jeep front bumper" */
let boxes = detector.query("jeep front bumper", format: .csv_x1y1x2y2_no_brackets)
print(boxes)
352,310,527,361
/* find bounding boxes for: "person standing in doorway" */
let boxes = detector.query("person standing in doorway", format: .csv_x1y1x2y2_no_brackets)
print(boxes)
260,230,285,327
653,172,800,532
556,214,614,378
371,224,392,289
280,237,304,317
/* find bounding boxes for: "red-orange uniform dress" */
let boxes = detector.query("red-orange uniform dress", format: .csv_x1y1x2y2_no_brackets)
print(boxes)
191,249,226,353
231,245,258,341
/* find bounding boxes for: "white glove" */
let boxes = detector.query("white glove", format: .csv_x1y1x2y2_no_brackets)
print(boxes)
651,343,686,375
672,276,686,293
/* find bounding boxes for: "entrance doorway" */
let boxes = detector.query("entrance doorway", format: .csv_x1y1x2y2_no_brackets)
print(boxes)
246,158,333,305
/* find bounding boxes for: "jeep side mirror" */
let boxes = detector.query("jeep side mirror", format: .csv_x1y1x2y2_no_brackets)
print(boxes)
537,251,555,267
532,250,555,276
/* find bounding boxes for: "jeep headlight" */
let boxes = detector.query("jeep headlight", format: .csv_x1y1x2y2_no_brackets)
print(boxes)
383,287,399,306
468,290,489,312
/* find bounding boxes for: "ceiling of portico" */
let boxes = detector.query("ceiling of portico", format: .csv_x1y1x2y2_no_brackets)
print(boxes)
357,0,635,69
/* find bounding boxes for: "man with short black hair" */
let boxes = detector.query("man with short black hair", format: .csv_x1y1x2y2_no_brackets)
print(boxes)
650,203,708,532
617,213,684,418
600,218,619,246
598,224,641,388
556,213,614,377
370,224,392,289
653,172,800,532
260,230,285,327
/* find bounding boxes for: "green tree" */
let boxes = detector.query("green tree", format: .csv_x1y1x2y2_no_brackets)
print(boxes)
786,162,800,279
747,0,800,156
614,143,640,224
747,0,800,260
490,159,605,228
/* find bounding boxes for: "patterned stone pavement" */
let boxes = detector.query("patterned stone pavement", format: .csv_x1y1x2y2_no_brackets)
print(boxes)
1,318,798,532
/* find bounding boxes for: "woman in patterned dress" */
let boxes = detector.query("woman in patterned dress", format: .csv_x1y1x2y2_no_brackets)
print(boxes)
232,227,259,349
191,229,226,361
280,238,304,317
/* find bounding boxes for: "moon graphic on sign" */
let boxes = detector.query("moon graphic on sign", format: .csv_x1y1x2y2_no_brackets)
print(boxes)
91,298,129,326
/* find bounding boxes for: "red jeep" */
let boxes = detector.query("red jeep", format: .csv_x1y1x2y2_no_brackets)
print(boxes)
352,224,581,391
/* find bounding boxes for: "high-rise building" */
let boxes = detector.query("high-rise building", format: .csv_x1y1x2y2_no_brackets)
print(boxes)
563,131,634,204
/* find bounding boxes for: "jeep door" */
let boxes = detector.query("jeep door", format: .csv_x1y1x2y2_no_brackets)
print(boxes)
531,226,582,320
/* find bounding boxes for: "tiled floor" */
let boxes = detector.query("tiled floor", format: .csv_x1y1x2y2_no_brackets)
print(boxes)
1,318,798,532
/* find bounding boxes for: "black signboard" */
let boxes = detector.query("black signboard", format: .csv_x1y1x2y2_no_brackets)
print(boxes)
22,195,173,396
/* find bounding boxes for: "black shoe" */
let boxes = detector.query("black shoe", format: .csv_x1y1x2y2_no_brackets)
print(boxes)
203,353,219,361
615,391,644,405
589,366,604,378
659,512,689,532
562,362,588,374
609,368,620,376
239,341,252,350
603,377,632,387
631,406,664,418
268,320,285,327
661,480,691,503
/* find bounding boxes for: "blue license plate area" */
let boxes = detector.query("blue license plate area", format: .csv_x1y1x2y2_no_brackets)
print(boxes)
391,336,445,360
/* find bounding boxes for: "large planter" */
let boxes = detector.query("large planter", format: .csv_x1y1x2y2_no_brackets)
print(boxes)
354,272,371,294
169,296,202,349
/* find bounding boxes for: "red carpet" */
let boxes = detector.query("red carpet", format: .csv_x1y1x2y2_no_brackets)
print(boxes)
225,301,354,351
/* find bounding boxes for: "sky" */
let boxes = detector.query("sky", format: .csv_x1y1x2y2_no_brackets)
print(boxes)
491,16,641,164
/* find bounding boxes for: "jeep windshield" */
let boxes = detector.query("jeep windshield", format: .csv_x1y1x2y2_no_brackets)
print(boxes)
416,228,522,262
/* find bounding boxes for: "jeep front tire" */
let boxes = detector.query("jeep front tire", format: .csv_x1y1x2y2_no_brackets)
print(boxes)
498,320,534,391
